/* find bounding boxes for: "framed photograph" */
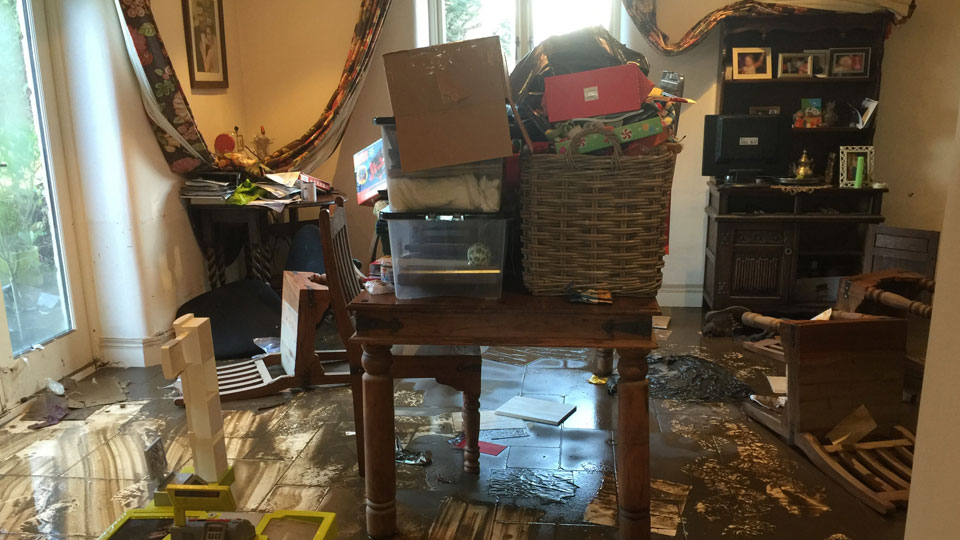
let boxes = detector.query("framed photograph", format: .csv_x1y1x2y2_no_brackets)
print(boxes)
804,49,829,77
839,146,875,187
181,0,229,89
732,48,772,80
829,48,871,78
778,53,812,78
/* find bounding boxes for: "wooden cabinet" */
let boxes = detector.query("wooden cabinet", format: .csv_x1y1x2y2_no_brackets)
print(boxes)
704,182,884,312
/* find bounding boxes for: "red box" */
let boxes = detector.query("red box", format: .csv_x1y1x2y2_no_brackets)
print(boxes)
543,64,655,122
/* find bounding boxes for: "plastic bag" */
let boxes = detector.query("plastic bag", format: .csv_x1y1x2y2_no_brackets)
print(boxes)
509,26,651,141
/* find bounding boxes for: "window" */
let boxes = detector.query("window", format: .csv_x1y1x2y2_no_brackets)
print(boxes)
429,0,621,70
0,0,73,353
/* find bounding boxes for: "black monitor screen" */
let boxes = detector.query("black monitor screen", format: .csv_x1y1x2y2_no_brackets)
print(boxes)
702,114,788,178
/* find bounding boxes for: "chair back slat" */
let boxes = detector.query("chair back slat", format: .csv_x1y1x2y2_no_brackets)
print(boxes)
318,198,362,339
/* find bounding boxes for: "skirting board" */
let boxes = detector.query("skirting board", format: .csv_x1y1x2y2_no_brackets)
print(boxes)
657,283,703,308
100,330,174,367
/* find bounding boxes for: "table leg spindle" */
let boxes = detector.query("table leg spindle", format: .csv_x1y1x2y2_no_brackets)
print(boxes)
362,343,396,538
615,347,653,540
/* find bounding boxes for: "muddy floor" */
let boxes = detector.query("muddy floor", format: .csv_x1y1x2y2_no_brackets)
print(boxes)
0,307,915,538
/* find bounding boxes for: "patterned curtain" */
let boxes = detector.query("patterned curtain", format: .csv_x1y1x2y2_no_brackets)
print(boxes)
114,0,392,176
621,0,915,55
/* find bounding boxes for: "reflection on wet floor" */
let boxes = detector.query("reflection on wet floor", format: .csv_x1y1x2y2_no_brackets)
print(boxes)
0,307,912,539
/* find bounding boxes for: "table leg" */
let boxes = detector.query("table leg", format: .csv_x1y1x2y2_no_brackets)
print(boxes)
615,347,653,540
362,343,396,538
461,391,480,474
592,348,615,378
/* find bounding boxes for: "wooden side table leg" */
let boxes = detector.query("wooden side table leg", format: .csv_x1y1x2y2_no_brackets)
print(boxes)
461,391,480,474
362,343,396,538
615,347,653,540
592,348,615,377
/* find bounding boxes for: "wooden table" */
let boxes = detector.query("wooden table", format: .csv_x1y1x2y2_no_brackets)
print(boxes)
348,291,660,539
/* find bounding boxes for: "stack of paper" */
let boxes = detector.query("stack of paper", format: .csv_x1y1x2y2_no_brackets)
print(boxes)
180,178,233,204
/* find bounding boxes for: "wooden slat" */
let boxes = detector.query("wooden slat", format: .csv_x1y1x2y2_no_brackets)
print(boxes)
894,445,914,466
856,450,910,489
837,452,895,492
893,426,916,443
822,438,913,453
875,448,912,480
796,433,895,514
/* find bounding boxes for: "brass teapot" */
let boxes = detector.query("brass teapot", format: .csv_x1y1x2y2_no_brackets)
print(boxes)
794,149,815,179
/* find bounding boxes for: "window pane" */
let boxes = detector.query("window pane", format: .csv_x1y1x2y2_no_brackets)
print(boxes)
443,0,516,70
0,0,72,353
531,0,613,47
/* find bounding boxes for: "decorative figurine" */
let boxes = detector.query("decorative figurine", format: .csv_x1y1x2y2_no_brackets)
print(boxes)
822,101,839,127
252,125,272,160
795,150,815,179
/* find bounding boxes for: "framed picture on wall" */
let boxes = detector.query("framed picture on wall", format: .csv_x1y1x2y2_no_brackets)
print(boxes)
804,49,829,77
732,47,772,80
181,0,229,89
839,146,875,187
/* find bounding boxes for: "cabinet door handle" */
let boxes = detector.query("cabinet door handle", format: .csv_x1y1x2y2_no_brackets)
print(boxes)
784,246,793,255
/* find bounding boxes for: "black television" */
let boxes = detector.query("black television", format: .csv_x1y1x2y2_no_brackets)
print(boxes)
702,114,789,181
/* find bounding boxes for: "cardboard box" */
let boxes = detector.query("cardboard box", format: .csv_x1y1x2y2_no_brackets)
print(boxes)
383,37,514,173
543,64,655,123
353,139,387,206
555,117,664,155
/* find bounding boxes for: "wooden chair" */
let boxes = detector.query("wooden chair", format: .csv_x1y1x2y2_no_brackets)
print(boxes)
318,198,482,476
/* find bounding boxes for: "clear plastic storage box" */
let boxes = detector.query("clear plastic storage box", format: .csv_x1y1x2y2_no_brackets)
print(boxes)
383,209,507,299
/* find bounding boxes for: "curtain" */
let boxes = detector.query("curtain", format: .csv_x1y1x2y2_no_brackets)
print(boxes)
114,0,392,176
621,0,915,55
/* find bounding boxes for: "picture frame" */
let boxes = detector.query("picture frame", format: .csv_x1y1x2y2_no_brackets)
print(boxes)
829,47,871,78
181,0,229,89
778,53,812,78
804,49,829,77
732,48,772,80
839,146,875,188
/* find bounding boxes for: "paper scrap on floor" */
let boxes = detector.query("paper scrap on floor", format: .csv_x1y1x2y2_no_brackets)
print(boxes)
826,404,877,445
452,438,507,456
653,315,671,329
495,396,576,426
767,375,788,394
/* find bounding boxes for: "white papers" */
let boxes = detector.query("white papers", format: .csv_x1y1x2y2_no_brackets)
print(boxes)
265,172,301,187
853,98,878,129
247,197,299,213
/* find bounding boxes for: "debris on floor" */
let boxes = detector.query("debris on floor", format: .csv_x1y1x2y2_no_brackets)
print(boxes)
648,354,753,402
495,395,576,425
651,479,693,537
447,433,507,456
653,315,671,329
825,404,877,446
64,374,129,409
427,497,543,538
750,394,787,410
766,376,788,395
582,472,618,526
22,393,69,430
395,437,431,466
587,374,608,385
487,468,578,503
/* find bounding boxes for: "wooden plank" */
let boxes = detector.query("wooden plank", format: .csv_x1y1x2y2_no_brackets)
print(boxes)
876,490,910,503
856,450,910,489
743,402,791,440
822,438,913,453
875,448,912,480
837,452,895,492
495,396,576,426
894,445,914,466
892,426,916,443
796,433,895,514
780,318,907,356
743,338,786,362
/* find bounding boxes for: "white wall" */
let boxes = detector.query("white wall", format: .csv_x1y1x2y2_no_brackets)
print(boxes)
873,0,959,231
904,108,960,538
55,0,207,366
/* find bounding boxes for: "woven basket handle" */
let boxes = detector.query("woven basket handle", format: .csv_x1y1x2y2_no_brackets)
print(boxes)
565,123,623,170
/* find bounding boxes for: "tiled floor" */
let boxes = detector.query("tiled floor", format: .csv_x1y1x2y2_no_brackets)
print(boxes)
0,307,913,538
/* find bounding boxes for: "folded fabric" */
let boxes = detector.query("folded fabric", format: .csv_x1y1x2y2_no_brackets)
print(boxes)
387,174,501,213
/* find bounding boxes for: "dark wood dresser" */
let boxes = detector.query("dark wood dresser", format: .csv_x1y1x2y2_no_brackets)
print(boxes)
703,181,885,312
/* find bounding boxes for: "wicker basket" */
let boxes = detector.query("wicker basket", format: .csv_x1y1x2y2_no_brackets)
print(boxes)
520,130,681,296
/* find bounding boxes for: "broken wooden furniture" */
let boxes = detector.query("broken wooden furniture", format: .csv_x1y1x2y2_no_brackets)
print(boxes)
318,198,483,478
199,270,350,405
797,426,915,514
161,314,229,483
836,269,934,394
349,291,660,539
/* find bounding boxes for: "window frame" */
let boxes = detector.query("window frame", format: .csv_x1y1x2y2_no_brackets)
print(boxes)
428,0,622,61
